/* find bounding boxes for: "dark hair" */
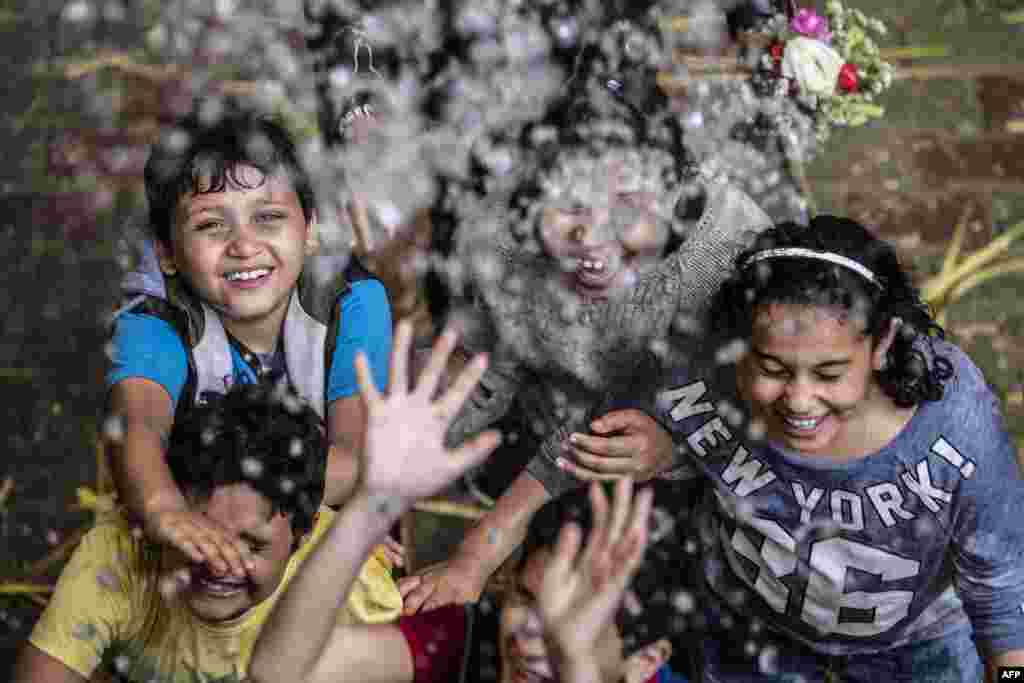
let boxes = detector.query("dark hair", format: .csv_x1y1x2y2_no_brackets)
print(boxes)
166,383,327,541
711,215,954,407
144,108,316,244
519,480,700,659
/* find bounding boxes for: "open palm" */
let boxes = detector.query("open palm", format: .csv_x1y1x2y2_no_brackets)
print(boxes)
538,478,652,662
354,319,501,507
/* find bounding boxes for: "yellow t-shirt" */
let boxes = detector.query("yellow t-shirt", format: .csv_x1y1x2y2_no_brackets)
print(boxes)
28,506,402,682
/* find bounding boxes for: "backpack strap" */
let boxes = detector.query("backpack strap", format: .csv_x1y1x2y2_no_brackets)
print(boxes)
283,292,329,420
123,296,200,425
191,302,235,408
299,254,382,417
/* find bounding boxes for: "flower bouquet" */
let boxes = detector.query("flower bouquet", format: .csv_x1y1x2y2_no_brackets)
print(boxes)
752,1,894,143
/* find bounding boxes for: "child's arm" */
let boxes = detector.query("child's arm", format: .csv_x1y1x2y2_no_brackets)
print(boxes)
105,378,250,577
249,321,499,683
323,278,393,507
398,467,551,614
12,644,88,683
947,357,1024,679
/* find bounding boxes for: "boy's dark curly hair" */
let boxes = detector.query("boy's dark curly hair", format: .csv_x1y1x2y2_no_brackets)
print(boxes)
166,383,327,541
711,215,953,407
144,108,316,245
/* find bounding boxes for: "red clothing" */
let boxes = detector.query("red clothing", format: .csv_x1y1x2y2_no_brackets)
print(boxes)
397,604,659,683
397,605,469,683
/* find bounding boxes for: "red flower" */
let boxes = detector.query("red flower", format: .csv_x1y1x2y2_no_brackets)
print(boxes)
768,42,784,74
837,63,859,93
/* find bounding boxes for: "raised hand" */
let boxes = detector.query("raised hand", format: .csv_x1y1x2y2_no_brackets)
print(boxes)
558,409,674,482
146,507,253,578
353,319,502,510
537,478,653,676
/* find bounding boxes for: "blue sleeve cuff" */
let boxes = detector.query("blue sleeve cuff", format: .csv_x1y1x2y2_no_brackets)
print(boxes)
327,279,392,402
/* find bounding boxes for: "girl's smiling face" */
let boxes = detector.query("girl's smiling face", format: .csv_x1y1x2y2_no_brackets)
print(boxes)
736,303,896,458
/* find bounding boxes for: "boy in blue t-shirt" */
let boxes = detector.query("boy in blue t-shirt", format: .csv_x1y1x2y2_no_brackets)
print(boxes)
106,110,392,578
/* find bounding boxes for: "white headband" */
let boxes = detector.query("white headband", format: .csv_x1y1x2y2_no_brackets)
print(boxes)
742,247,883,289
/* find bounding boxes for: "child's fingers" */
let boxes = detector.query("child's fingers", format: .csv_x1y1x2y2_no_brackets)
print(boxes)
605,477,634,548
579,482,608,570
556,458,622,482
354,352,381,406
175,537,207,567
198,522,251,577
389,319,414,396
590,409,644,435
401,580,437,615
550,521,582,581
621,486,653,572
384,536,406,558
415,326,458,399
435,351,488,423
164,519,233,576
397,574,422,598
383,537,406,568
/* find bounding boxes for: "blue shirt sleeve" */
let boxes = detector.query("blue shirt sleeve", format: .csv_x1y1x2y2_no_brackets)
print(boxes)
105,312,189,406
949,352,1024,656
327,279,392,402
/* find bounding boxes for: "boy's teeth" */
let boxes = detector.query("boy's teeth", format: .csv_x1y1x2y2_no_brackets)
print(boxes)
226,268,270,281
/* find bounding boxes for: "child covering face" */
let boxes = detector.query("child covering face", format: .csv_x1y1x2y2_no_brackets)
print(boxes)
655,215,1024,682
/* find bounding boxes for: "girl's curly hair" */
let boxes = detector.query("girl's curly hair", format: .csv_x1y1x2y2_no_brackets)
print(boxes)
710,215,953,407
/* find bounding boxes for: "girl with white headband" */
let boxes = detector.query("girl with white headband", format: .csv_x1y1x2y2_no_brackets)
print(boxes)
653,215,1024,681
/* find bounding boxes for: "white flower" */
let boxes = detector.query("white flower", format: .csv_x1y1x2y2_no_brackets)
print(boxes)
782,37,844,97
880,67,893,89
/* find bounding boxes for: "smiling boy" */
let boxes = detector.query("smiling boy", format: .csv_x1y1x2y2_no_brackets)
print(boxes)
106,109,393,578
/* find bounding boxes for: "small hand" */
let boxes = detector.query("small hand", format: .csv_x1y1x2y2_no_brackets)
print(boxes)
396,558,486,615
353,319,502,508
538,478,652,667
376,535,406,569
147,508,253,579
558,409,674,482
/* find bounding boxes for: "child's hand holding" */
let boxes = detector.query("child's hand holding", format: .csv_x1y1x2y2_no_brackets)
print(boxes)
397,558,488,615
146,507,253,578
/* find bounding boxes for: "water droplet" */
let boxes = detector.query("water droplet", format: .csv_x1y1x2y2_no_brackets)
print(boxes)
241,456,264,480
103,415,125,443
